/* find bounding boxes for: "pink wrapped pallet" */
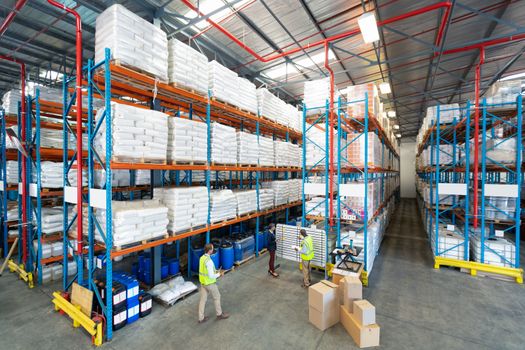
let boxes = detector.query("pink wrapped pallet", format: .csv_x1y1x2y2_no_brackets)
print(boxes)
346,83,380,118
346,132,382,168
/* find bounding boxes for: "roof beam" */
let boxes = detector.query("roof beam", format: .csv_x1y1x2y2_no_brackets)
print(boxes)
25,1,95,34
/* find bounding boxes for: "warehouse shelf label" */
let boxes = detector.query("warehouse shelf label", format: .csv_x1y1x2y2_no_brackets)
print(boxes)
18,182,23,194
64,186,78,204
438,183,467,196
304,183,326,195
88,188,106,209
484,184,519,197
29,184,38,198
339,183,366,197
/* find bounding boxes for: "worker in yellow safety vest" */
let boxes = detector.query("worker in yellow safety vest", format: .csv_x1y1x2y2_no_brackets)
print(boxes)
198,243,230,323
294,229,314,288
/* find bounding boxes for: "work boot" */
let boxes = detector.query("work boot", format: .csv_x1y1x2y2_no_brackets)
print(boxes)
217,312,230,320
198,316,209,324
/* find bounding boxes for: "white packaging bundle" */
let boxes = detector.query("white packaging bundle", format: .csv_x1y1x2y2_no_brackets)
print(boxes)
233,190,257,215
209,189,237,223
95,199,168,247
67,168,88,187
134,170,151,185
168,39,208,95
208,61,238,106
258,188,274,210
287,105,301,131
5,161,18,184
486,79,524,104
346,83,380,117
236,77,258,114
35,161,62,188
429,223,466,260
303,78,329,114
262,180,289,206
305,197,334,216
40,207,63,234
36,86,61,103
1,89,21,115
95,4,168,81
274,141,291,167
94,102,168,163
425,104,461,125
168,117,207,163
257,88,286,124
287,179,302,203
237,131,258,165
289,143,301,167
470,234,515,267
305,123,327,167
348,221,383,274
210,122,237,164
94,169,131,188
155,187,208,233
258,136,275,166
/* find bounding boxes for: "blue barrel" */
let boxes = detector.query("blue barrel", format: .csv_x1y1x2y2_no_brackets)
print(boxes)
191,246,204,273
143,271,151,284
210,250,220,269
143,257,151,272
161,262,169,279
233,240,242,262
168,259,180,275
220,243,234,270
138,255,146,271
257,231,266,251
131,263,139,277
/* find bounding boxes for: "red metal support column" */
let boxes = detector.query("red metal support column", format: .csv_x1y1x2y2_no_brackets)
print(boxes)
0,0,28,36
47,0,84,254
324,41,335,227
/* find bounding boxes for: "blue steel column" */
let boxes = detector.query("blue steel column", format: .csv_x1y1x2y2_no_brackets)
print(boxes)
434,107,441,256
480,99,487,264
324,100,329,279
16,102,22,262
87,59,95,288
25,95,33,271
255,113,260,256
62,75,70,289
34,91,43,284
1,109,7,257
463,101,471,261
301,105,307,227
515,95,522,267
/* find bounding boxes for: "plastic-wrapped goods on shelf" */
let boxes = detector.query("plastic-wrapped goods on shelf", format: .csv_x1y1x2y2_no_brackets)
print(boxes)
303,78,330,115
168,117,207,163
67,168,88,187
258,188,274,210
470,195,516,221
305,197,337,217
94,169,131,188
346,83,380,118
210,122,237,165
274,141,291,167
237,131,258,165
35,86,61,103
465,136,517,165
178,170,225,183
236,77,258,114
1,89,21,115
155,187,208,233
346,132,382,168
421,183,456,206
95,199,168,247
304,123,327,167
95,4,168,81
94,102,169,163
286,104,301,131
424,103,461,127
33,161,62,188
340,180,379,221
470,234,515,267
234,190,257,215
262,180,290,206
347,220,382,274
485,79,524,105
257,88,286,124
429,223,466,260
258,136,275,166
423,144,454,166
288,179,302,203
208,60,238,106
134,170,151,186
40,207,63,234
210,189,237,223
5,161,18,184
167,39,208,95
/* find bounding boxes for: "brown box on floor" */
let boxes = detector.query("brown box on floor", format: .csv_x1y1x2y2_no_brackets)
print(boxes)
308,280,340,331
353,300,376,326
340,305,380,348
341,276,362,312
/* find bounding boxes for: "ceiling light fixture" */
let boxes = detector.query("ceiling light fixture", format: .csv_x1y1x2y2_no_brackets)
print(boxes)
379,82,391,94
358,12,380,43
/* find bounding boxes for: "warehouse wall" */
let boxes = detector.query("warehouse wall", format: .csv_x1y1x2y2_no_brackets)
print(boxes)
400,141,416,198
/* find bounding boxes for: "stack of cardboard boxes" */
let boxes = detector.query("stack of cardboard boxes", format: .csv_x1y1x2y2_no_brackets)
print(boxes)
308,277,380,348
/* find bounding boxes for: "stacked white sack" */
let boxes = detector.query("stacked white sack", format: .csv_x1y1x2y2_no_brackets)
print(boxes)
135,170,151,185
95,4,168,81
94,169,131,188
155,187,208,233
287,104,301,131
234,190,257,215
257,88,287,125
288,179,302,203
262,181,289,206
67,168,88,187
1,90,21,115
237,131,258,165
35,161,62,188
259,188,274,210
210,190,237,223
168,39,208,95
95,199,168,247
94,102,168,163
35,86,61,103
258,136,275,166
41,207,63,234
6,161,18,184
236,78,258,114
168,117,207,163
303,78,330,114
209,61,238,106
210,122,236,164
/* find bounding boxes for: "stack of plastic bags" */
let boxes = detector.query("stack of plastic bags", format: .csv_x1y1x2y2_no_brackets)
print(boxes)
258,136,275,166
95,4,168,81
168,117,207,163
237,131,258,165
168,39,208,95
208,61,238,105
236,78,258,114
94,169,131,188
234,190,257,215
5,161,18,184
258,188,274,210
67,168,88,187
36,162,62,188
134,170,151,185
262,181,289,206
209,189,237,223
210,122,236,164
154,187,208,233
149,276,198,306
288,179,302,203
303,78,330,113
40,207,63,234
1,90,21,115
257,88,287,124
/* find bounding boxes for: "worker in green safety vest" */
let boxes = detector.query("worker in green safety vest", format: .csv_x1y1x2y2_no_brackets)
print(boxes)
294,228,314,288
198,243,230,323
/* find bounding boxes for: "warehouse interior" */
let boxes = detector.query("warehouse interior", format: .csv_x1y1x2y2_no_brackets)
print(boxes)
0,1,524,349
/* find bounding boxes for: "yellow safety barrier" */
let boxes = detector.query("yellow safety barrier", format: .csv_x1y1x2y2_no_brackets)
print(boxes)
8,260,34,288
52,292,103,347
434,257,523,284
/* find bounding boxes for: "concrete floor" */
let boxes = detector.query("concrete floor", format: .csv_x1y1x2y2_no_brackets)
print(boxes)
1,198,524,349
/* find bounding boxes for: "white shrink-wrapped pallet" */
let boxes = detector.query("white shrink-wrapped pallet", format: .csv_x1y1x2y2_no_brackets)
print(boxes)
94,102,168,163
288,179,302,203
94,169,131,188
168,115,208,163
40,207,63,234
257,88,285,123
237,131,258,165
95,4,168,81
134,170,151,185
210,122,236,164
5,161,18,184
67,168,88,187
35,162,62,188
36,86,61,103
234,190,257,215
258,136,275,166
470,234,515,267
262,180,289,206
259,188,274,210
155,187,208,233
210,189,237,223
303,78,330,113
287,105,301,131
236,77,258,114
305,123,327,167
1,90,21,115
168,39,208,95
95,199,168,247
209,61,238,106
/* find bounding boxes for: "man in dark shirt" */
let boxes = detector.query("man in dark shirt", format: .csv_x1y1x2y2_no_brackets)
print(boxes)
267,223,279,277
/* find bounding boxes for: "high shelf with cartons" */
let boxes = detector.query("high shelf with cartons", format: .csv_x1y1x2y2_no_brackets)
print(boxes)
301,92,400,283
415,98,523,283
77,48,302,341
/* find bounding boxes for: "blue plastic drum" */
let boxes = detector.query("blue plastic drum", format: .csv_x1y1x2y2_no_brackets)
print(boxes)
220,243,234,270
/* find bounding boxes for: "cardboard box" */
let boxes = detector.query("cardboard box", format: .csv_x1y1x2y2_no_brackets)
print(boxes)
353,300,376,326
308,280,340,331
340,306,380,348
342,276,362,312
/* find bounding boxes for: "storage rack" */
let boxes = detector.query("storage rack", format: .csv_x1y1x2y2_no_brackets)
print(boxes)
79,48,302,341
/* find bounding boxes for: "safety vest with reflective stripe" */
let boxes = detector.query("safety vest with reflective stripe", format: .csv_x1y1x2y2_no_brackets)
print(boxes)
300,235,314,261
199,255,216,286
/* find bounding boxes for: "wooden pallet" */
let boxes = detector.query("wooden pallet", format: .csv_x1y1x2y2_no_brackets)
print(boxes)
169,224,206,236
112,60,166,82
153,287,198,307
170,160,206,166
234,254,255,267
210,97,256,116
112,156,167,165
169,82,207,98
113,234,169,251
211,162,238,167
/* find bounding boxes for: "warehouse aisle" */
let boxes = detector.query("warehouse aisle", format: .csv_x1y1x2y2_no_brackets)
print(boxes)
1,199,524,350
